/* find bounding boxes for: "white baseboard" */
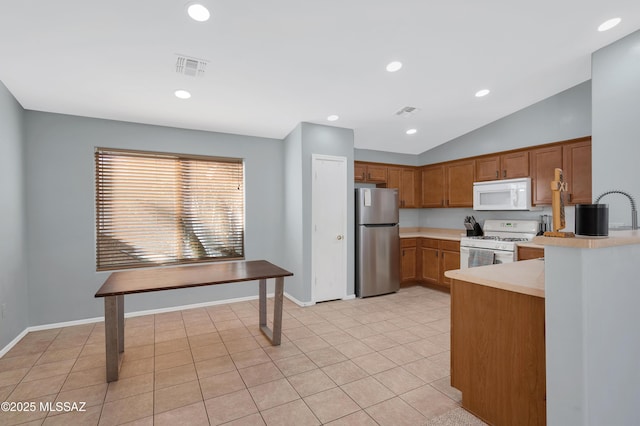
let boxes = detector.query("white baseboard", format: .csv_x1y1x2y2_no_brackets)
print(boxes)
284,292,315,307
1,293,287,357
0,328,30,358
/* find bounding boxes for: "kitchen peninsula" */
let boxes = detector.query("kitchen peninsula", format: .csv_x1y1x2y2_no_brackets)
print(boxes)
533,230,640,426
445,230,640,426
445,260,546,426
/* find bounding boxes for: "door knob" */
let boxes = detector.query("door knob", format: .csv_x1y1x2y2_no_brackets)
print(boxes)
337,235,343,240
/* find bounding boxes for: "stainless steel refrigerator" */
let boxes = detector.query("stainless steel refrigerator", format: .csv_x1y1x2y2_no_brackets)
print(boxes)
355,188,400,298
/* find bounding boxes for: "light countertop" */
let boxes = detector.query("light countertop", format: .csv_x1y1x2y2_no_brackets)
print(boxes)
515,241,545,249
400,227,465,241
400,227,545,250
533,229,640,249
445,259,545,298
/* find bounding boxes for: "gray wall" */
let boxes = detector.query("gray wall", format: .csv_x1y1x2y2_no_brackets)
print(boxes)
283,123,355,303
545,243,640,426
282,124,305,301
592,30,640,228
0,82,28,350
412,81,591,230
300,123,355,301
354,148,418,166
24,111,285,326
282,122,358,304
418,81,592,165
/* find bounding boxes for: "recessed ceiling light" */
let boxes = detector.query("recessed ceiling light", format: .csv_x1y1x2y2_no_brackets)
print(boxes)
598,17,621,32
406,128,417,135
386,61,403,72
475,89,490,97
187,4,210,22
327,115,339,122
174,90,191,99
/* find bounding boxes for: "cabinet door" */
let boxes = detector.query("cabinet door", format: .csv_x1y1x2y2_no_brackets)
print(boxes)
401,246,417,283
440,250,461,287
530,145,562,205
475,156,500,181
387,167,401,207
446,160,475,207
421,165,446,207
501,151,529,179
400,168,418,208
366,164,387,183
420,247,439,284
354,162,366,182
563,140,592,205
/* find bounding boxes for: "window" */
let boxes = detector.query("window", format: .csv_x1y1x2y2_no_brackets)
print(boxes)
95,148,244,271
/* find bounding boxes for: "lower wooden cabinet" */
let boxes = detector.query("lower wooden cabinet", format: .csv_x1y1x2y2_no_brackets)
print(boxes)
517,246,544,261
451,279,546,425
400,238,417,284
401,237,460,289
420,239,440,285
440,242,461,287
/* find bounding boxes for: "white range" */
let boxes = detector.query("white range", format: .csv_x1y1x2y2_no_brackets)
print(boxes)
459,219,540,268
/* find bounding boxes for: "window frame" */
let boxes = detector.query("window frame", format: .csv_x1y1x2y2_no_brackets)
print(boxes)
95,147,245,272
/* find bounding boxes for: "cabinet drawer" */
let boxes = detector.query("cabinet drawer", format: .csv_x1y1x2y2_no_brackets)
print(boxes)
420,238,439,249
439,240,460,252
401,238,417,248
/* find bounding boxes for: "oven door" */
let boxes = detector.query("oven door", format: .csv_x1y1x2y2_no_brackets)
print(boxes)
460,246,516,269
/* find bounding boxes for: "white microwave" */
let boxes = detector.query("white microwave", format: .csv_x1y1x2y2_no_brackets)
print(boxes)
473,177,538,211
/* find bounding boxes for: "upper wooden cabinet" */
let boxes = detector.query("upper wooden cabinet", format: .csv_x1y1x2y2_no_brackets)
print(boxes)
446,160,475,207
476,151,529,181
562,139,592,205
530,145,563,205
357,136,591,208
421,161,474,208
354,162,387,183
386,166,420,208
421,165,446,208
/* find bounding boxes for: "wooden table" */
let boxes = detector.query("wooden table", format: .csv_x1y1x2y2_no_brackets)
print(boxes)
95,260,293,382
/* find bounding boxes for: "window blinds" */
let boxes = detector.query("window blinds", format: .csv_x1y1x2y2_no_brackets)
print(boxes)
95,148,244,271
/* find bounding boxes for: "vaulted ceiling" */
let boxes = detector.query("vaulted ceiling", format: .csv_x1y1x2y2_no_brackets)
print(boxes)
1,1,639,154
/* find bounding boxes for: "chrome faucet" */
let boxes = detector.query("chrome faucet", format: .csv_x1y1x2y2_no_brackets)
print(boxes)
594,190,638,230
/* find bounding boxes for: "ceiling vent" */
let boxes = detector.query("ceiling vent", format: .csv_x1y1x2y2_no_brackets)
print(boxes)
395,106,419,117
176,55,208,77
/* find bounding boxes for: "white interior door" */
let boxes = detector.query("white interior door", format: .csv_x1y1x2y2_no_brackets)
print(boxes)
312,154,347,302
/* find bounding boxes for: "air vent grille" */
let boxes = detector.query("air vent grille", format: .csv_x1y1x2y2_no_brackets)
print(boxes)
176,55,208,77
395,106,418,116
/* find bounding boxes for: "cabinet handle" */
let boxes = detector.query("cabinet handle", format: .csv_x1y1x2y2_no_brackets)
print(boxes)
402,250,405,256
368,173,371,179
446,200,449,206
568,193,572,202
441,200,444,207
362,172,365,180
495,170,499,178
435,251,438,257
503,170,506,178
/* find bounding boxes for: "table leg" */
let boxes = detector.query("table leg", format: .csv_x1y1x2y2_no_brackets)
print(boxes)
259,278,267,328
259,277,284,346
117,294,124,353
272,277,284,345
104,296,121,382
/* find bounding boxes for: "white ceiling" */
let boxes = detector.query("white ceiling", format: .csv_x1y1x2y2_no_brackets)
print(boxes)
1,1,639,155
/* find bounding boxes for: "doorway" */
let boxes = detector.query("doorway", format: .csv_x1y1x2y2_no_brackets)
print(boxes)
311,154,348,302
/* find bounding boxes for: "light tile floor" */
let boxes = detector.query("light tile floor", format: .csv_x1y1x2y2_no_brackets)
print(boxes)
0,286,486,425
